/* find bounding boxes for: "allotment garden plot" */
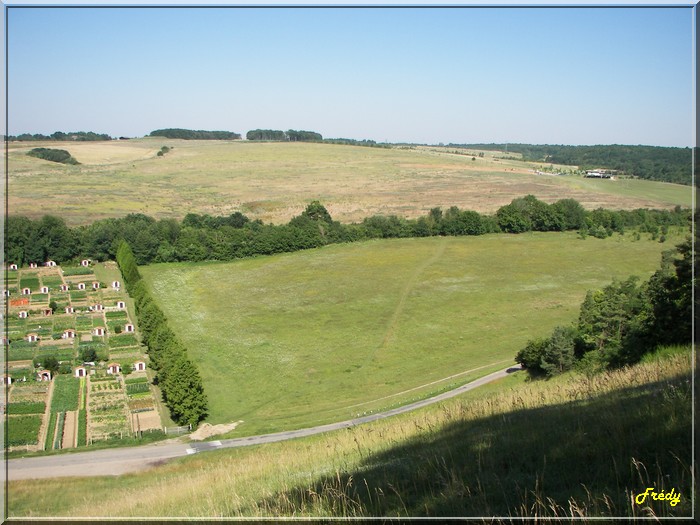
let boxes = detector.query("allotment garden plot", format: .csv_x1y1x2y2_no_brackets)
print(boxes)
4,261,162,452
140,231,680,436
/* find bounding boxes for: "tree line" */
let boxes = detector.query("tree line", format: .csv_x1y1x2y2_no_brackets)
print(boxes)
149,129,241,140
4,197,691,268
450,143,693,185
516,237,693,376
8,131,112,141
246,129,323,142
116,241,208,427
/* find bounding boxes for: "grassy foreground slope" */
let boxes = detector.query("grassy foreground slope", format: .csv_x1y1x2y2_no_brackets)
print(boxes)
140,232,681,435
7,139,692,225
8,350,691,518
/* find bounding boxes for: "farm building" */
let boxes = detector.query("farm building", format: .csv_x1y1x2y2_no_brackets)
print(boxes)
77,283,86,290
65,306,74,314
37,370,51,381
107,363,121,375
112,281,121,289
18,311,28,319
93,327,105,336
45,260,57,267
74,366,87,378
9,264,17,270
21,288,31,295
26,333,39,342
62,329,76,339
133,361,146,371
125,323,135,333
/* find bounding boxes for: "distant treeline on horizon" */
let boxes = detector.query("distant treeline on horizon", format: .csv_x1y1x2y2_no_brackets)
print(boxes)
7,130,693,185
452,143,693,185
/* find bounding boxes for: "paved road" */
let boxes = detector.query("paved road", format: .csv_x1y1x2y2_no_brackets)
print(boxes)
7,365,520,481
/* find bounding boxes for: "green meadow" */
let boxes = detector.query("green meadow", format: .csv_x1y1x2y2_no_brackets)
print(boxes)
7,139,692,226
140,231,680,435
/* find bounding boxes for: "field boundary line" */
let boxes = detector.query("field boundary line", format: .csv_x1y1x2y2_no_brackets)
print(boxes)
344,358,514,410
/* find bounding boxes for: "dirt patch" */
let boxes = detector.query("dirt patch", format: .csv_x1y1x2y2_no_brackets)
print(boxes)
189,421,243,441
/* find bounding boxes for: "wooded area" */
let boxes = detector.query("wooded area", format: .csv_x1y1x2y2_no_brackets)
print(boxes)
450,143,693,185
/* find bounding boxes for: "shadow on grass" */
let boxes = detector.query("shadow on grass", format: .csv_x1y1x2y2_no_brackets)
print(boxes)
260,372,692,519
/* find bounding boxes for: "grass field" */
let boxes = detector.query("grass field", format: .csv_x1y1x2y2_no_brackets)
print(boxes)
139,231,681,435
7,349,691,519
7,139,692,226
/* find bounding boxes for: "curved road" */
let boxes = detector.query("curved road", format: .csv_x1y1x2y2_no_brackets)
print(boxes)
7,364,521,481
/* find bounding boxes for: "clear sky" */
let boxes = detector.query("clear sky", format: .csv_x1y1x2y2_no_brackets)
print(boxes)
6,5,695,146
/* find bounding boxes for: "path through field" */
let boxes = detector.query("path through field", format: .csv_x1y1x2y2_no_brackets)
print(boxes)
363,237,448,368
62,411,77,449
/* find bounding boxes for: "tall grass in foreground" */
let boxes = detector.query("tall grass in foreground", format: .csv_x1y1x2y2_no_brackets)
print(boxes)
8,350,692,519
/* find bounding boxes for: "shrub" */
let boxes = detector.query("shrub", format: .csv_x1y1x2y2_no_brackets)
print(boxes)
27,147,79,165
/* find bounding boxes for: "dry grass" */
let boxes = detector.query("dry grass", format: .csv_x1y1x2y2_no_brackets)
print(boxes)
7,139,692,226
8,350,692,519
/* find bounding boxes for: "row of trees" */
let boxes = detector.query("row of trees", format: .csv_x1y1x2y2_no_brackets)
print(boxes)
8,131,112,141
516,238,693,376
116,241,208,427
148,129,242,140
5,198,691,268
246,129,323,142
450,143,693,185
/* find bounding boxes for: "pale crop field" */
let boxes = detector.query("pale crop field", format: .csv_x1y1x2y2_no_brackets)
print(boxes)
139,231,681,435
6,139,692,226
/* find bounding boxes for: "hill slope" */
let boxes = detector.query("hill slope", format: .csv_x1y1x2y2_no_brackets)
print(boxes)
7,140,692,226
8,350,691,519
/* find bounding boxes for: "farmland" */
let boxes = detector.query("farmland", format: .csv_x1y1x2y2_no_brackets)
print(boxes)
6,139,692,226
140,230,682,435
4,261,162,452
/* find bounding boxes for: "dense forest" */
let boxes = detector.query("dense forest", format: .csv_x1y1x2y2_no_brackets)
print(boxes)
148,128,242,140
8,131,112,141
4,197,691,268
450,143,693,185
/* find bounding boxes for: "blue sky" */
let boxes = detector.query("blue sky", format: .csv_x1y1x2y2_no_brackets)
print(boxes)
6,5,695,146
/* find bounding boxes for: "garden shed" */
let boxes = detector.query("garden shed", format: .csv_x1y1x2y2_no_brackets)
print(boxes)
37,370,51,381
26,333,39,342
112,281,121,289
93,327,105,336
9,264,17,270
65,306,74,314
21,288,31,295
107,363,121,375
133,361,146,371
45,260,57,267
74,366,87,378
125,323,135,333
18,311,28,319
62,329,76,339
60,284,69,292
78,283,86,290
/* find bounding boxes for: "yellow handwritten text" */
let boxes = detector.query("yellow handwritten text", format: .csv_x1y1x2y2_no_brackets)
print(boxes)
635,487,681,507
